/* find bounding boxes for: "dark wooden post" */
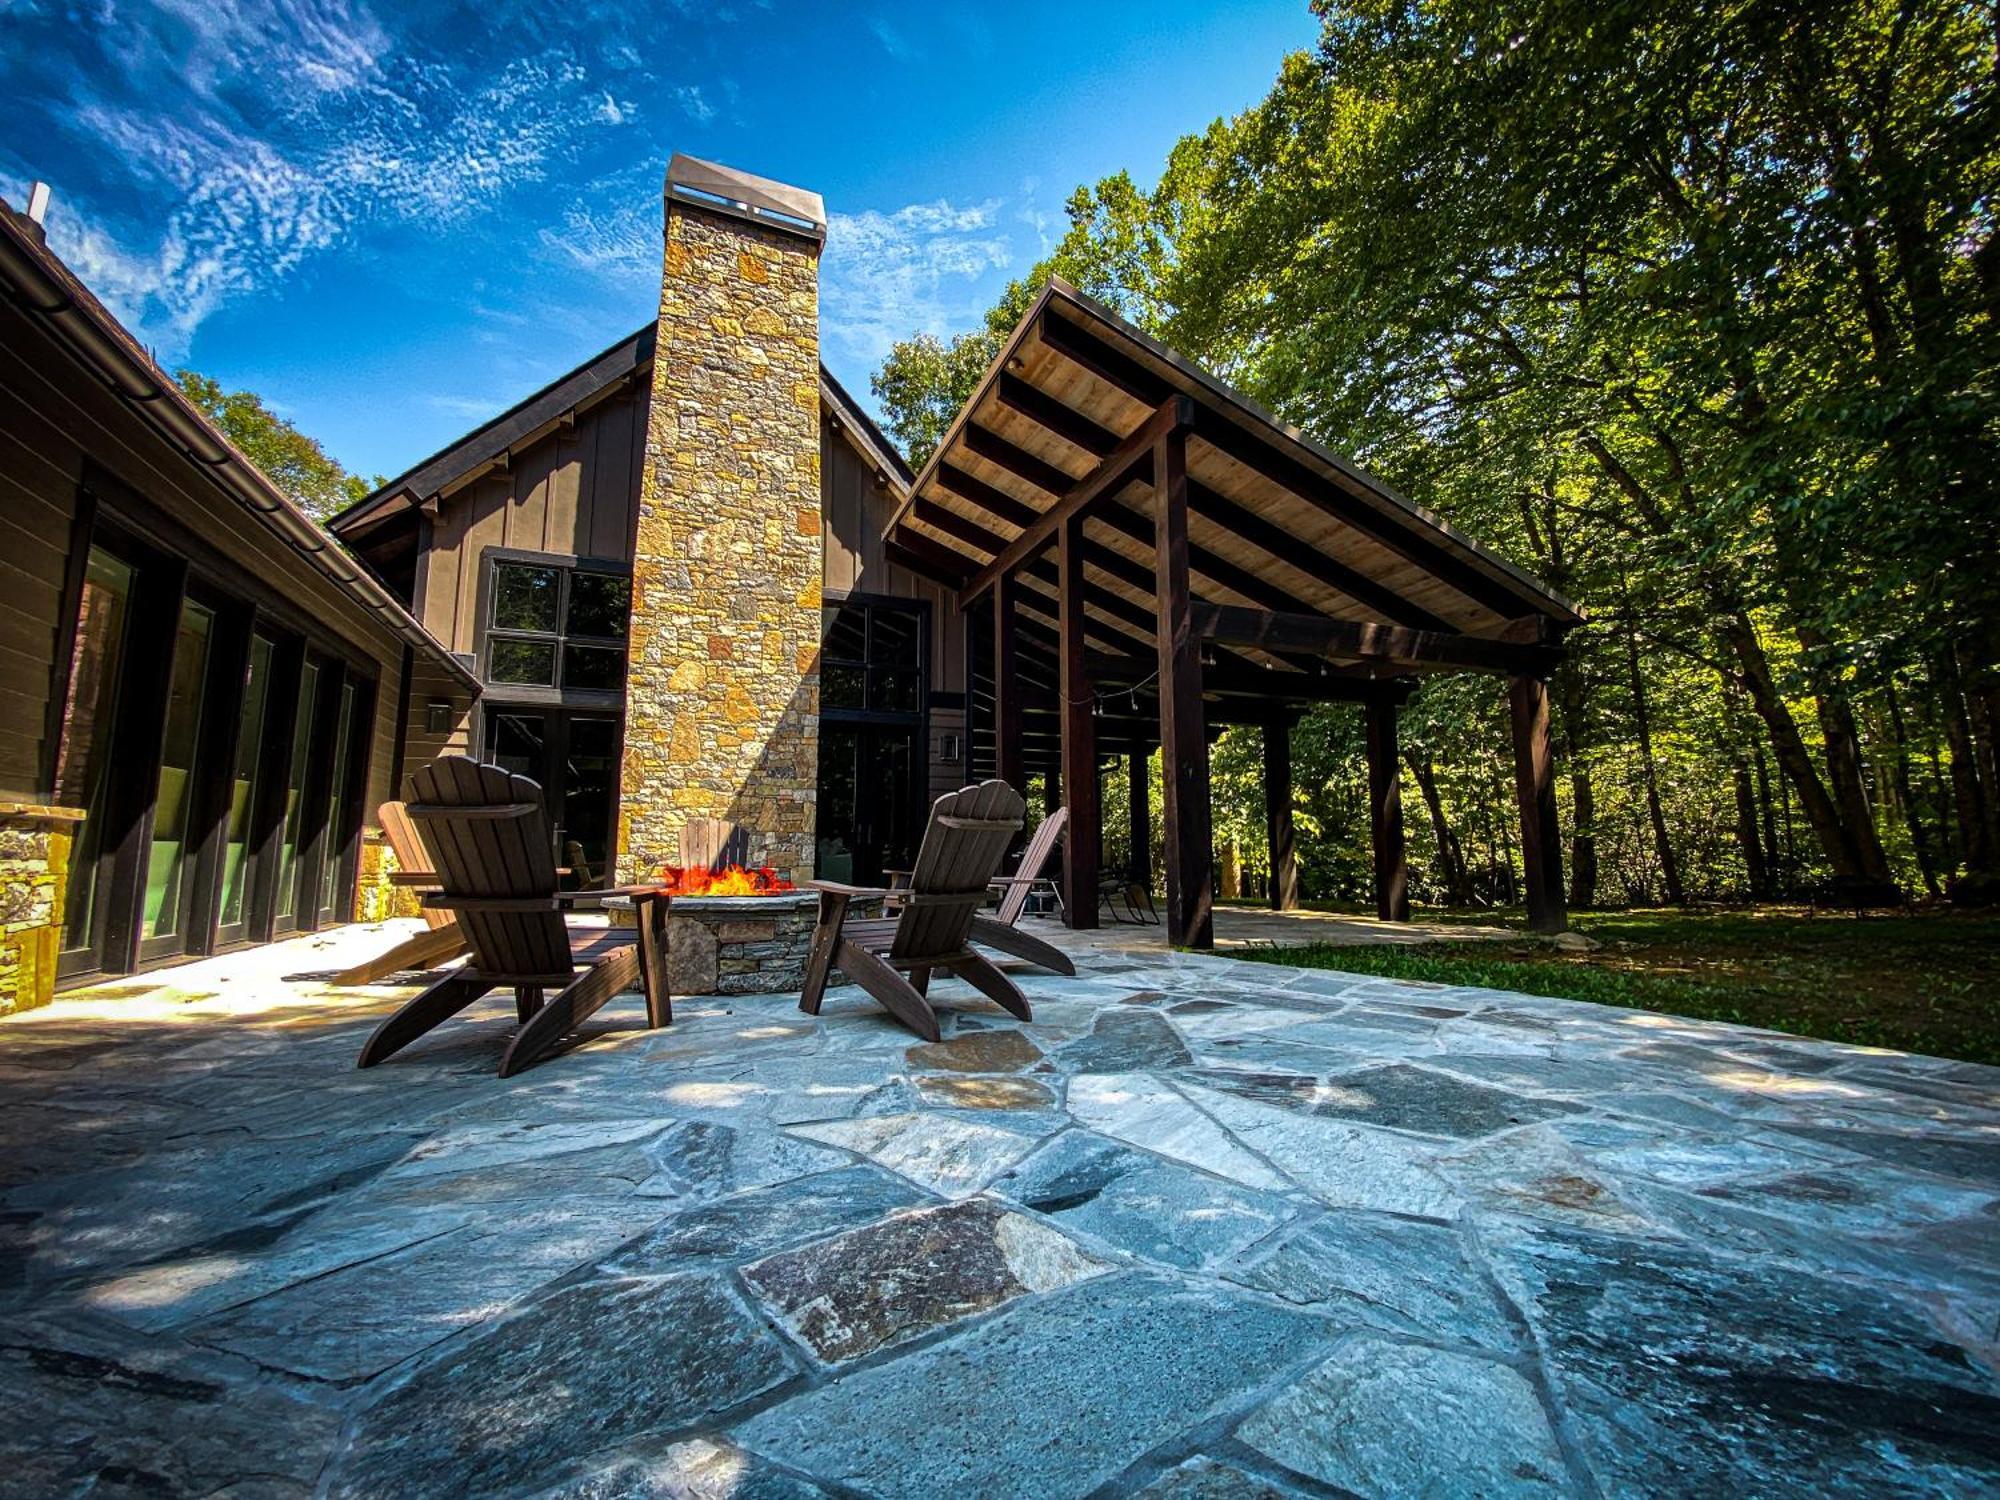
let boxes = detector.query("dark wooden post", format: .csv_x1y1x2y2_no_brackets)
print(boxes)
1365,694,1410,921
1508,673,1568,933
993,575,1023,793
1058,514,1100,927
1128,748,1152,891
1263,717,1299,911
1153,425,1213,948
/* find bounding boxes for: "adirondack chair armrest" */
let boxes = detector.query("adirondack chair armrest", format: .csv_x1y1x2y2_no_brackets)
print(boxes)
563,884,670,902
988,875,1042,886
423,894,567,913
808,880,894,899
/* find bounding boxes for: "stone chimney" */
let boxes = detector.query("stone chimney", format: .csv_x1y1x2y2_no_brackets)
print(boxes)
618,155,826,884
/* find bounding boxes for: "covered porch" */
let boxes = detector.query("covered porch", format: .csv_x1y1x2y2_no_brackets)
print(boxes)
881,281,1584,944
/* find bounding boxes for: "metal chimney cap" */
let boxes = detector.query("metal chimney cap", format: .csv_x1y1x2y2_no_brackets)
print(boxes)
666,153,825,243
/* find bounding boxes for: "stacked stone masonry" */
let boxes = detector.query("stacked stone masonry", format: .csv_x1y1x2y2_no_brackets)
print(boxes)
619,197,823,886
0,803,83,1016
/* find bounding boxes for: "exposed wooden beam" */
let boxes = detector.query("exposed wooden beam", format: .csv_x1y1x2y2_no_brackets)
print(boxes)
1365,697,1409,922
957,396,1194,609
1154,424,1213,949
936,462,1038,529
1264,721,1299,912
994,576,1023,791
1035,307,1534,619
883,534,969,588
1059,513,1100,928
1509,674,1567,934
1194,603,1562,675
996,371,1458,633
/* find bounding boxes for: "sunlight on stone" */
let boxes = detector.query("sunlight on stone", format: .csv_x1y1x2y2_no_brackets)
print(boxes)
88,1255,247,1311
664,1081,765,1107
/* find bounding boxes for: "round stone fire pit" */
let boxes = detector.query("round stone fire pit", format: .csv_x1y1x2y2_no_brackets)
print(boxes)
610,890,822,996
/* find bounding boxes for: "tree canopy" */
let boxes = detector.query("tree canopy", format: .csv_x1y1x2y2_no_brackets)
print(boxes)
174,369,380,519
874,0,2000,908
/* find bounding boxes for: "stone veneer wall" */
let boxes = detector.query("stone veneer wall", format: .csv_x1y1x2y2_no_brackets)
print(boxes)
618,195,823,886
0,803,84,1016
356,835,423,924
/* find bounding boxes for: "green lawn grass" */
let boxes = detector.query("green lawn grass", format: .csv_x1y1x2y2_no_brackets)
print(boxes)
1229,906,2000,1065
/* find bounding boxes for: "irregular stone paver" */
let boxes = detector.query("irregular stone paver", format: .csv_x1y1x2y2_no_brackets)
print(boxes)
0,1314,341,1497
992,1129,1298,1270
1133,1456,1314,1498
1229,1211,1518,1351
1062,1009,1192,1073
742,1197,1107,1363
1182,1083,1464,1219
906,1028,1044,1072
1067,1072,1292,1191
605,1166,924,1276
1189,1060,1581,1138
4,918,1997,1497
785,1111,1039,1197
732,1272,1326,1498
1236,1336,1571,1496
329,1273,795,1498
532,1434,830,1498
1487,1221,2000,1495
912,1073,1056,1111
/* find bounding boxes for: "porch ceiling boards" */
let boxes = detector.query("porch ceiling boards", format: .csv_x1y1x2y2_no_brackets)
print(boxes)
881,279,1582,698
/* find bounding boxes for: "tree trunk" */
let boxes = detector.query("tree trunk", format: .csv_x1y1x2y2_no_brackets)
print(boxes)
1942,660,1993,875
1406,752,1471,905
1882,679,1938,896
1810,681,1893,883
1732,759,1769,899
1556,659,1597,908
1626,625,1683,904
1721,612,1871,880
1755,744,1781,895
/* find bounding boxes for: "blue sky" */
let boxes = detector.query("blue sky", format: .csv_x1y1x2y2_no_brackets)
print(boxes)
0,0,1317,480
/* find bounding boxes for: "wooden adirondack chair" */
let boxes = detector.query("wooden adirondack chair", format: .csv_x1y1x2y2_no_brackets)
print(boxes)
888,804,1076,976
800,780,1031,1041
355,758,671,1077
330,800,472,986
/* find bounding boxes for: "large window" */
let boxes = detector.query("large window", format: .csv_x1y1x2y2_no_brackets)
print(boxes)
820,598,923,717
485,558,629,692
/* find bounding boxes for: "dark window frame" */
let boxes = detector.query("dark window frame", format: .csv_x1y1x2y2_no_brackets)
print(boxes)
819,592,930,727
475,546,630,708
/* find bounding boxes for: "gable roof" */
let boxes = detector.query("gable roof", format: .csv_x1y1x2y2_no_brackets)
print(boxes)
882,278,1580,690
328,327,912,539
0,198,479,693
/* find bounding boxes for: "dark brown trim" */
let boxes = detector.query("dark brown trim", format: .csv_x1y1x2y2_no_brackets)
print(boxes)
1153,426,1212,949
42,482,99,796
1194,603,1563,676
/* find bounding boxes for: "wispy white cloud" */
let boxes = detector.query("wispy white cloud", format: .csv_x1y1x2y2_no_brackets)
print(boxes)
869,17,918,61
29,0,652,357
820,198,1013,371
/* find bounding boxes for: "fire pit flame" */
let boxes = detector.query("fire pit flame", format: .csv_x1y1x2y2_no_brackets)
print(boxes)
656,863,797,897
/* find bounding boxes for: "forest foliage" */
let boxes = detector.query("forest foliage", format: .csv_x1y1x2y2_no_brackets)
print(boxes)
175,369,380,519
872,0,2000,909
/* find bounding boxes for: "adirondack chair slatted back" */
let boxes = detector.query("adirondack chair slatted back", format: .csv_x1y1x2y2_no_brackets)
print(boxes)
680,816,750,873
378,800,452,931
996,806,1067,926
405,757,571,982
889,780,1027,962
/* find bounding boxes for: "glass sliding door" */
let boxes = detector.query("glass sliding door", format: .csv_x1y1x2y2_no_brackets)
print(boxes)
483,707,621,888
56,547,136,978
315,680,358,924
215,633,276,946
272,658,321,932
137,599,216,960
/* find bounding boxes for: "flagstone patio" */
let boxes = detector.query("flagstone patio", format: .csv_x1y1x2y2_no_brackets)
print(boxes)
3,919,1997,1497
